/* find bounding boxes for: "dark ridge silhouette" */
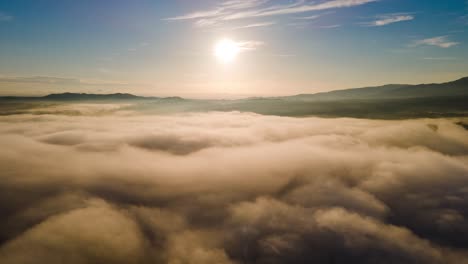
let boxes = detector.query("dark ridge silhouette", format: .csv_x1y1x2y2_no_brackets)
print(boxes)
0,93,184,101
0,76,467,101
43,92,143,100
285,76,468,101
0,77,467,119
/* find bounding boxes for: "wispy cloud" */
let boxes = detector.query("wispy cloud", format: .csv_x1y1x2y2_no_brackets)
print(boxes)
221,0,271,10
412,36,459,48
166,0,270,21
0,12,13,22
295,11,331,20
296,14,322,20
237,40,265,51
166,0,378,27
363,13,414,26
231,21,276,30
224,0,377,20
316,24,342,29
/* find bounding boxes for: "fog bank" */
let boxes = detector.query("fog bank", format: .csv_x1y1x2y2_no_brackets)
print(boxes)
0,110,468,263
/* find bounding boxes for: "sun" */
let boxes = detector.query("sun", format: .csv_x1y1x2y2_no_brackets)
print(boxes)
214,38,240,63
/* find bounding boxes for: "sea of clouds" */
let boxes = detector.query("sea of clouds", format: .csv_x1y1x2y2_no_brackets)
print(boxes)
0,105,468,263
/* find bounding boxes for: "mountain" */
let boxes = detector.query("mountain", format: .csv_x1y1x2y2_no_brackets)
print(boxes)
286,77,468,101
0,93,184,101
43,93,149,100
1,77,467,102
0,78,467,119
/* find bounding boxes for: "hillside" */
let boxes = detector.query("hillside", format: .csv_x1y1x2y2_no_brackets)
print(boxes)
286,77,468,101
43,93,148,100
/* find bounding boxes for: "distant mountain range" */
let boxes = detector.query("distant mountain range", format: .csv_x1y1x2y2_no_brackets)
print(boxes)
0,92,183,101
285,77,468,101
1,77,467,119
1,77,467,101
43,92,143,100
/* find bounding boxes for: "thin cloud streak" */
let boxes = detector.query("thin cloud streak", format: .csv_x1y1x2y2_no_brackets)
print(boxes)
296,14,322,20
221,0,271,10
293,10,334,22
412,36,459,48
165,0,270,21
315,24,342,29
222,0,378,20
231,21,276,30
166,0,378,27
364,13,414,26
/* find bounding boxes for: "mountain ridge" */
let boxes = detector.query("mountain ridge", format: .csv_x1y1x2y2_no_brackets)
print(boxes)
0,76,467,101
0,92,184,101
284,77,468,101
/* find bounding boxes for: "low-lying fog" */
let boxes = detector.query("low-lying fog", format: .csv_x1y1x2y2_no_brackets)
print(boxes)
1,104,468,263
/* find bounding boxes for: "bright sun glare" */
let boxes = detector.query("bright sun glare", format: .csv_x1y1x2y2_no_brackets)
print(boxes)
214,39,240,64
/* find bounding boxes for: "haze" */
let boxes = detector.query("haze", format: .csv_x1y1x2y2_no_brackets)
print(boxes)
0,1,468,264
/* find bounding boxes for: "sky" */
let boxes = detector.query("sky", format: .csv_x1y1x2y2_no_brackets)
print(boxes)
0,0,467,98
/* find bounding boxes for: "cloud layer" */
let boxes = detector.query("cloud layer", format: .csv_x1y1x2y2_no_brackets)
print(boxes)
0,108,468,263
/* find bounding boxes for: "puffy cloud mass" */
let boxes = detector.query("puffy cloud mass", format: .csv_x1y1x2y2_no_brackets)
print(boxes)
0,106,468,263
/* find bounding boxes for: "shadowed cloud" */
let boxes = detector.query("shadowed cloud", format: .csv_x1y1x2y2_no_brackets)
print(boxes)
0,108,467,263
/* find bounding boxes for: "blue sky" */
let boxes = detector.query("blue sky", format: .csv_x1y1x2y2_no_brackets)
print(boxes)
0,0,467,97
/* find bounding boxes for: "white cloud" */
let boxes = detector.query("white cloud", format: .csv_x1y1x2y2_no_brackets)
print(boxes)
223,0,377,20
412,36,459,48
166,0,378,27
317,24,342,29
231,21,276,30
166,0,269,21
364,13,414,26
296,14,323,20
221,0,271,10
